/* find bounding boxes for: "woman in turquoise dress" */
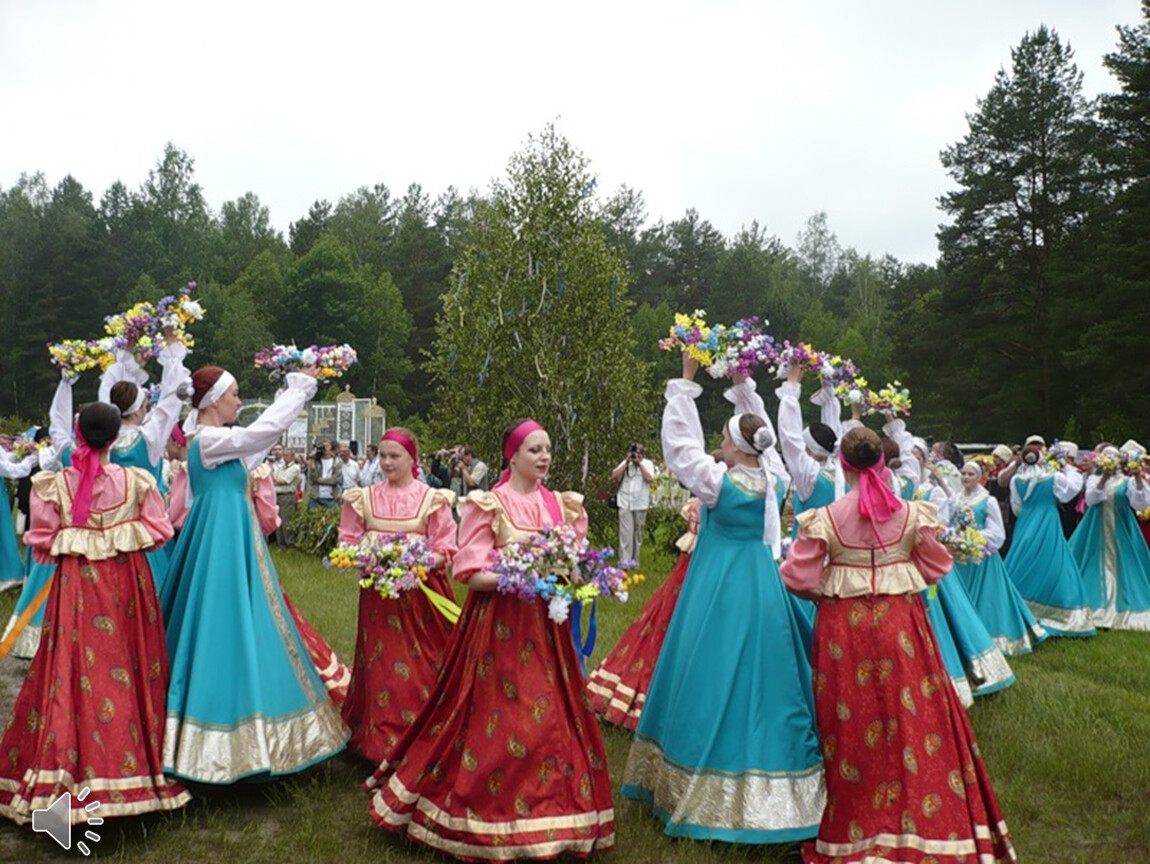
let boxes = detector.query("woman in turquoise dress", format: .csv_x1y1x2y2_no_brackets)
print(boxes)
622,355,825,844
1068,447,1150,630
0,446,36,590
1001,439,1096,637
160,365,348,783
951,461,1047,654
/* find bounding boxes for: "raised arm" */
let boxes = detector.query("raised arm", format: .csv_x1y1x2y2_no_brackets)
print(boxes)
725,375,789,489
1052,464,1085,503
198,373,316,470
49,374,76,455
139,340,190,465
775,375,819,503
661,357,725,507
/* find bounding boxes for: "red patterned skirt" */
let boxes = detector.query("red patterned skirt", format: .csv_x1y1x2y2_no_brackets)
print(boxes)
342,569,454,763
282,591,351,708
586,551,689,730
804,593,1016,864
0,552,190,823
367,591,615,861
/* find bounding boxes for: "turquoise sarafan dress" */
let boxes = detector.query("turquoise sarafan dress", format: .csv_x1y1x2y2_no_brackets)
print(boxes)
160,379,347,784
933,568,1015,698
1068,476,1150,631
1005,469,1096,637
1,447,71,660
0,453,37,584
109,429,169,592
622,379,824,843
952,493,1047,655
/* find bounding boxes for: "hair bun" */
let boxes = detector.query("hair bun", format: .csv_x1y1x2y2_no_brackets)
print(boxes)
752,426,774,452
175,378,194,403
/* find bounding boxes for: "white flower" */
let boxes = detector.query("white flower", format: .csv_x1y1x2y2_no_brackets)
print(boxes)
848,388,862,403
300,347,318,366
182,300,204,319
547,595,572,624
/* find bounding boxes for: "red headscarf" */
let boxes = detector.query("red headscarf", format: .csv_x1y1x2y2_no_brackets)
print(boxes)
380,430,419,479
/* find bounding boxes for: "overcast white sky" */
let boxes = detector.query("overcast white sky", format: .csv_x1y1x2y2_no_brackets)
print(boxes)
0,0,1141,264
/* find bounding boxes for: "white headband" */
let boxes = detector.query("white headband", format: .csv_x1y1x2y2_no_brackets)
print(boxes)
966,461,983,479
182,371,236,435
122,387,147,417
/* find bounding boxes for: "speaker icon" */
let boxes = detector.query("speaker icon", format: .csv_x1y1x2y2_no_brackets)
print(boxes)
31,786,103,855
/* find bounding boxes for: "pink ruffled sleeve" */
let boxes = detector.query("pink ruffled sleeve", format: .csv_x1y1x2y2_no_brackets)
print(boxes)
137,480,176,548
338,488,368,545
910,503,952,585
426,501,459,565
250,471,281,536
24,485,63,566
452,495,499,584
167,465,189,530
779,539,827,597
780,509,832,597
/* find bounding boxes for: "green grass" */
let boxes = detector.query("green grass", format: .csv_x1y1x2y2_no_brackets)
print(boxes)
0,548,1148,862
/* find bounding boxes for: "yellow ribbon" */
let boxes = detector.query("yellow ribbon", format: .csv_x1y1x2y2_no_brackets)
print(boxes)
419,583,461,624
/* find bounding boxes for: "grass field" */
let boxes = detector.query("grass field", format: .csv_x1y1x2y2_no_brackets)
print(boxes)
1,545,1148,863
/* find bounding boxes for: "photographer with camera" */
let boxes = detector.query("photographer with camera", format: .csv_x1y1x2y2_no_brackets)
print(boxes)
308,438,339,509
612,443,656,565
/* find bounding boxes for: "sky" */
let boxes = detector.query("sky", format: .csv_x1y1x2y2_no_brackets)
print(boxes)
0,0,1142,265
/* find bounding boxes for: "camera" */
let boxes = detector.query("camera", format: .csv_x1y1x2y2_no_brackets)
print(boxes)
628,443,639,458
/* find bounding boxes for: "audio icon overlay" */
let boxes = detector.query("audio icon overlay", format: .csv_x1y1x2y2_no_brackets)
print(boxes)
31,787,103,855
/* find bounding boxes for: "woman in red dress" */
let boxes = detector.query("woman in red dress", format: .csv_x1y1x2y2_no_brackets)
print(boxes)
0,403,191,823
367,419,615,861
780,427,1016,864
586,498,698,730
338,428,458,763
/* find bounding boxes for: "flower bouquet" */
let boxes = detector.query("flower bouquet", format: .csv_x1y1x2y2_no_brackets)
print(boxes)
771,340,826,378
939,509,988,564
1122,452,1145,478
104,301,161,359
824,355,867,403
8,436,49,460
488,524,641,623
704,317,776,380
1095,451,1123,475
863,381,912,417
325,533,434,599
156,281,206,349
254,343,359,383
1042,440,1073,472
47,338,115,381
658,309,719,366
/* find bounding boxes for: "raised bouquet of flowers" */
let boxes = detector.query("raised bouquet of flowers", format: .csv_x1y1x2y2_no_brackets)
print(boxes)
47,338,115,381
824,355,867,403
488,524,641,623
1122,452,1145,478
770,340,827,378
863,381,912,417
103,282,206,358
705,317,777,380
940,507,988,564
1042,440,1073,471
658,309,719,366
254,343,359,383
1095,451,1123,474
156,282,205,349
324,533,434,599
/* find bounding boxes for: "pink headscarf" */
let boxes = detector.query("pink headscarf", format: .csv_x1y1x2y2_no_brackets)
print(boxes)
381,430,419,479
70,418,106,525
840,449,900,525
493,420,562,525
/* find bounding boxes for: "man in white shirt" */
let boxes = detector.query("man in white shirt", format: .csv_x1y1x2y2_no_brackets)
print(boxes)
308,439,339,509
338,442,361,495
360,444,383,487
612,444,655,565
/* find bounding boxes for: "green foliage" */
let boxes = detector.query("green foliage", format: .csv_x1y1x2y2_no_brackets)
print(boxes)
426,125,653,503
643,505,686,557
286,504,340,555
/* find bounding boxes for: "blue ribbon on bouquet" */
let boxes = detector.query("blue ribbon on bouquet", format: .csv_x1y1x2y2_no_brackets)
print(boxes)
570,598,598,676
